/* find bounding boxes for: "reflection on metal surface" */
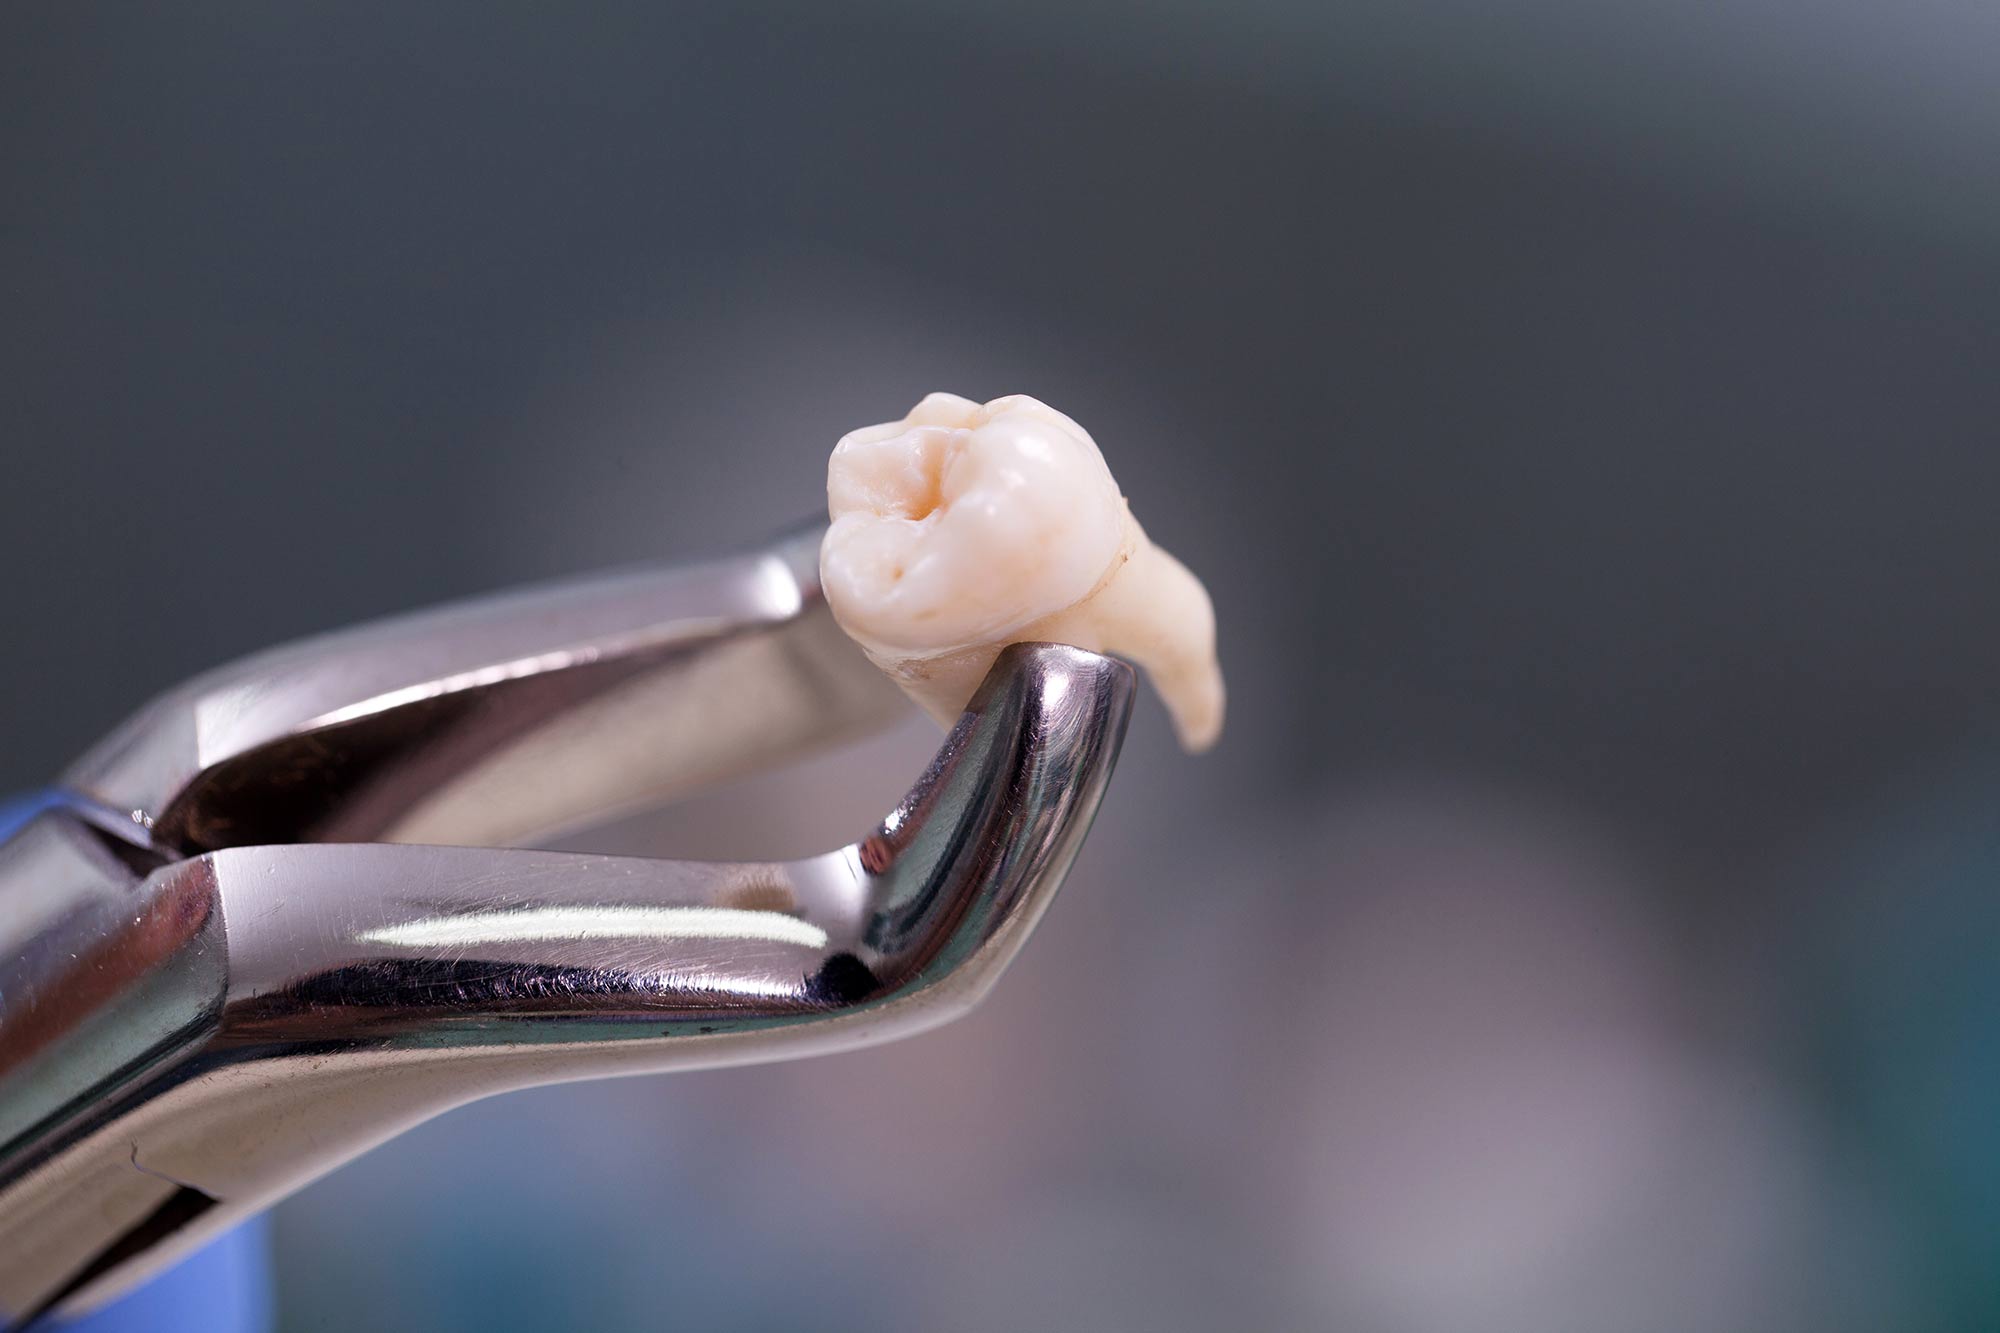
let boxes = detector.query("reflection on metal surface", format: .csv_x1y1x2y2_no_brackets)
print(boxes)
311,646,600,729
0,521,1135,1325
355,905,834,952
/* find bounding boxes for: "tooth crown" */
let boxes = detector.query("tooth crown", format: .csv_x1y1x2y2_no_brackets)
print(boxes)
823,391,1225,753
822,393,1128,656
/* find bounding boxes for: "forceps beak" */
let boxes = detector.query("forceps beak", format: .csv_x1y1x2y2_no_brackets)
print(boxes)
208,640,1135,1058
0,515,1136,1323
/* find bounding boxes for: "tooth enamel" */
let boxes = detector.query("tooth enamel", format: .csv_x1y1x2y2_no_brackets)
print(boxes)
821,392,1224,752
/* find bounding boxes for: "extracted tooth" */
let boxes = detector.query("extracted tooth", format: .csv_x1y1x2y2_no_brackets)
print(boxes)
820,392,1224,752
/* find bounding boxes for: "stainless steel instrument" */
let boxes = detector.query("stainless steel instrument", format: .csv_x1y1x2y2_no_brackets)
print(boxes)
0,523,1135,1324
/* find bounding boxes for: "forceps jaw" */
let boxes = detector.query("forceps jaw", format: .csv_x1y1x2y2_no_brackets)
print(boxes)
207,641,1134,1053
0,641,1135,1322
64,523,907,854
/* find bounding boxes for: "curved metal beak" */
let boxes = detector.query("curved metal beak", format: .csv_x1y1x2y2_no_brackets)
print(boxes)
211,640,1135,1062
1,643,1134,1323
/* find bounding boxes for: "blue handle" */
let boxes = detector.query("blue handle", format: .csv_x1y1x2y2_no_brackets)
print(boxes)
2,792,274,1332
48,1221,272,1333
0,791,66,841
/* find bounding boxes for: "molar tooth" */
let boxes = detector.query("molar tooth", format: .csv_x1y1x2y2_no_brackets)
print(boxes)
821,393,1224,752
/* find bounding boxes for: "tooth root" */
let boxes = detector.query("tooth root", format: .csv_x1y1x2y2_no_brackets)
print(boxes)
841,517,1225,754
1060,523,1224,753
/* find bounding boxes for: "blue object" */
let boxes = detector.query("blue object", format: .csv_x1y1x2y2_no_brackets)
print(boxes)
50,1219,272,1333
1,792,274,1333
0,790,66,841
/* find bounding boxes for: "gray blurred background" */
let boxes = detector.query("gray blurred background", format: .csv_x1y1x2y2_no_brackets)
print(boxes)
7,3,2000,1330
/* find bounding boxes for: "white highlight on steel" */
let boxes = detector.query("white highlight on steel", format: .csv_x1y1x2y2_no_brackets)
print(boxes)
358,905,830,951
312,648,595,729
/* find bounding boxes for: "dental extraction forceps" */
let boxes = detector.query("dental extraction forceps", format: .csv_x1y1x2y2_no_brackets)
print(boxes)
0,523,1136,1325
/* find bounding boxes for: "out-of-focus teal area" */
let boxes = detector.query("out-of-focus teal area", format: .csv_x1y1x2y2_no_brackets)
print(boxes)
6,2,2000,1329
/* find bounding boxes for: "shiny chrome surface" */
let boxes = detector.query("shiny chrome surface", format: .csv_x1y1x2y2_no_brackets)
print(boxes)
0,523,1135,1325
65,523,906,852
